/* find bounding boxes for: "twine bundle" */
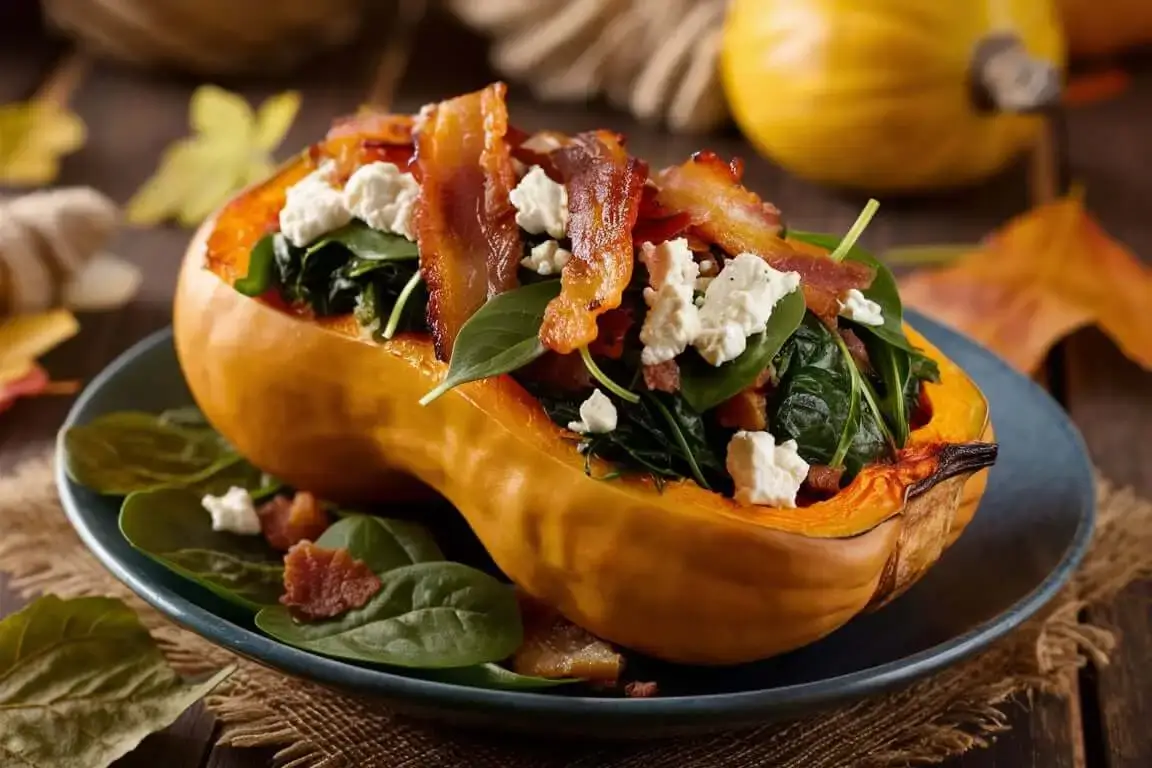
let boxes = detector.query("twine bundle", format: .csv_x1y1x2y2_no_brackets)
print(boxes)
40,0,370,76
450,0,731,133
0,187,139,316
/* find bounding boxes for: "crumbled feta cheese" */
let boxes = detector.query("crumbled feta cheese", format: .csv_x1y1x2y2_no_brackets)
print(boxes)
520,239,572,275
343,161,420,241
638,239,701,365
693,253,801,366
567,388,618,434
838,288,884,326
510,166,568,239
201,486,262,535
726,431,810,508
279,162,352,247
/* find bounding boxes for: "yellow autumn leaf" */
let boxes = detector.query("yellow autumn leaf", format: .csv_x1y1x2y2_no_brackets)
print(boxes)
0,309,80,386
0,101,85,186
127,86,301,228
899,193,1152,373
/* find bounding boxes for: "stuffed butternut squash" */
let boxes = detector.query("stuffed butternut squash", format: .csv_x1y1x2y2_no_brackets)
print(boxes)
174,83,996,665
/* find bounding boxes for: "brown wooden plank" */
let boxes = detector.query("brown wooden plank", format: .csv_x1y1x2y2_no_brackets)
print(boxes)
0,3,65,103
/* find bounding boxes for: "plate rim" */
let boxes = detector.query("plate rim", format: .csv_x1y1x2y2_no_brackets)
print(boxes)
55,316,1096,726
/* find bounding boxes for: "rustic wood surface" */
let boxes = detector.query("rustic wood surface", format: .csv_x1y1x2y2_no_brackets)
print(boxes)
1,5,1150,767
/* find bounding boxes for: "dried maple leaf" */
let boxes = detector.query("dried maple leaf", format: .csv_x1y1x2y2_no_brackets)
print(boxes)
0,309,81,413
127,86,300,227
899,194,1152,373
0,101,85,186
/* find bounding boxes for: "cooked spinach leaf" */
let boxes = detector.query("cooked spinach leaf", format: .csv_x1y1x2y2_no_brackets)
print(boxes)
769,316,888,478
235,234,278,296
534,389,729,492
304,221,418,262
120,488,284,610
679,288,805,413
255,561,523,668
420,281,562,405
864,334,913,446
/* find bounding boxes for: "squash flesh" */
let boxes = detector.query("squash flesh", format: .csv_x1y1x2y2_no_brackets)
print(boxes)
174,153,993,665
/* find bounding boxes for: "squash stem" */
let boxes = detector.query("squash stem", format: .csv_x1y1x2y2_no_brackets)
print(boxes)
382,271,423,340
828,199,880,262
579,347,640,404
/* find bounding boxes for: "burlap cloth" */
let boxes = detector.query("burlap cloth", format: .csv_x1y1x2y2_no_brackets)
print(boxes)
2,456,1150,768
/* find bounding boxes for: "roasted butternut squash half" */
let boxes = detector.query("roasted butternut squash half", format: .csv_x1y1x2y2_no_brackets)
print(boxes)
174,85,996,665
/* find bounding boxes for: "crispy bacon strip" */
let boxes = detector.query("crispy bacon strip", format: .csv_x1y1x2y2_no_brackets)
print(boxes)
539,131,647,354
632,185,692,247
416,83,521,359
655,152,875,302
511,596,623,684
509,129,571,180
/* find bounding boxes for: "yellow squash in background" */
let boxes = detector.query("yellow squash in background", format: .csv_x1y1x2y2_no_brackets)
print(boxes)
721,0,1066,192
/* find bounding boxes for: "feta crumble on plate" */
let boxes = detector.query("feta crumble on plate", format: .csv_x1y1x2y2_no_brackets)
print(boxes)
201,486,262,535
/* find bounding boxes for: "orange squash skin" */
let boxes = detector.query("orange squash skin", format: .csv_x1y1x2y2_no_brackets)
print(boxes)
174,155,993,666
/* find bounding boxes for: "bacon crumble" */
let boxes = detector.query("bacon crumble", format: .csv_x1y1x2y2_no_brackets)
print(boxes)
281,541,382,621
257,491,331,552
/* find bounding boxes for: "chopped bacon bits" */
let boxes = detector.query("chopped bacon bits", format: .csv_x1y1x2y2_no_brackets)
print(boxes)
642,359,681,393
512,595,624,684
281,541,381,621
539,131,647,354
716,389,767,431
415,82,521,360
258,491,331,552
805,464,846,496
624,681,659,698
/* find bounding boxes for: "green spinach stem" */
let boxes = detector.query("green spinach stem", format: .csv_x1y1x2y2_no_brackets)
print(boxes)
645,394,712,491
828,199,880,263
578,346,640,404
383,271,424,340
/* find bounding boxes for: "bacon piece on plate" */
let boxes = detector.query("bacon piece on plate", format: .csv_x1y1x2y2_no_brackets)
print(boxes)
416,82,522,360
642,359,681,393
539,131,647,354
512,595,624,684
281,541,381,621
258,491,331,552
655,153,875,303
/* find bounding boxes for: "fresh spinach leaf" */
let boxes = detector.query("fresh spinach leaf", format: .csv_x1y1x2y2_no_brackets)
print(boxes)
156,406,212,431
679,288,805,413
910,349,941,383
255,561,523,668
120,488,284,610
63,412,234,495
305,221,418,262
420,281,563,405
769,317,889,477
787,230,914,352
420,663,580,690
0,596,232,768
235,234,278,296
315,515,445,572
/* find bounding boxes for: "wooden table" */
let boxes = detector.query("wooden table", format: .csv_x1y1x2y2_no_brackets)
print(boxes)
1,6,1149,767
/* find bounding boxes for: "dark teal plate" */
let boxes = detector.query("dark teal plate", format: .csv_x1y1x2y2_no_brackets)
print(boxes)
56,313,1094,737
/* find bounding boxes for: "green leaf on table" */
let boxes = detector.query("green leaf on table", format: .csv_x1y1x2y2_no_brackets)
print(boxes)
420,662,580,691
420,280,563,405
679,288,805,413
63,411,234,495
315,514,445,572
235,233,278,296
256,561,523,668
121,487,284,610
0,595,232,768
788,230,914,352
